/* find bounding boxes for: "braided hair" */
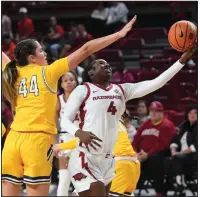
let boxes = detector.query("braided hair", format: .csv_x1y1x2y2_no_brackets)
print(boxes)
2,39,38,110
82,60,97,83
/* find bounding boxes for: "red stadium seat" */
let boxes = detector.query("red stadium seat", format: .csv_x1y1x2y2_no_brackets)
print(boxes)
169,112,185,126
128,27,167,40
119,38,144,57
136,70,161,82
140,58,171,70
176,70,197,88
96,49,123,62
179,83,196,98
163,47,182,57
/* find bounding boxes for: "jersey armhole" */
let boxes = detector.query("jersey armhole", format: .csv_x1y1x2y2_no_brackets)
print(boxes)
57,95,61,113
42,66,57,94
116,84,125,96
81,83,91,106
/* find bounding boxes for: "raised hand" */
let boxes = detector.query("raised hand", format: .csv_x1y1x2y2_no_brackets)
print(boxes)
118,15,137,38
180,42,197,64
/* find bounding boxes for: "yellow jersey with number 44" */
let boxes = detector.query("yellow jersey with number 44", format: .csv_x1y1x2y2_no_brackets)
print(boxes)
11,58,69,134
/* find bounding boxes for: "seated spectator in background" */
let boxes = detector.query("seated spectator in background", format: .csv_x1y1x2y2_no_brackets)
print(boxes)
47,16,64,59
2,35,16,60
169,104,197,189
59,22,79,58
106,2,129,34
91,2,109,21
91,2,109,37
133,101,177,196
112,64,135,84
77,24,93,42
2,14,13,40
132,100,149,129
16,7,34,42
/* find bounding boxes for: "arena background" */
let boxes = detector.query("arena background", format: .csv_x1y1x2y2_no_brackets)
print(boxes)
1,1,198,196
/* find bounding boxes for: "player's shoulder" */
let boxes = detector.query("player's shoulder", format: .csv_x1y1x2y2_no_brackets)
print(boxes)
72,85,88,97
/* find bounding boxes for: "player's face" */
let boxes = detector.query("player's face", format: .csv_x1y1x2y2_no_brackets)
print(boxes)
188,109,197,124
89,59,112,82
137,102,148,116
149,109,164,122
33,42,47,66
61,72,77,93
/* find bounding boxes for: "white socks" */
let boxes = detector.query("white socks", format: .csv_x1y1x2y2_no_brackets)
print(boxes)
57,169,71,196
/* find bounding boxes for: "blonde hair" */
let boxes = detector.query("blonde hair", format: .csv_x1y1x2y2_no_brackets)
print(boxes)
2,60,18,110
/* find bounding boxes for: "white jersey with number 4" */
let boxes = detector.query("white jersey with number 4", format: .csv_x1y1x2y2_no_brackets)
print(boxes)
78,83,126,154
61,60,185,154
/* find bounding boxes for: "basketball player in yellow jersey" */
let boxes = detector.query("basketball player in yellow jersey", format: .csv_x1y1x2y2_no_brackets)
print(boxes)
2,16,137,197
109,114,140,197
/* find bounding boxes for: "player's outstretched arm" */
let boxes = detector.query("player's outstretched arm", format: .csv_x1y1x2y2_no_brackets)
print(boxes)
122,43,197,101
2,52,11,71
67,15,137,70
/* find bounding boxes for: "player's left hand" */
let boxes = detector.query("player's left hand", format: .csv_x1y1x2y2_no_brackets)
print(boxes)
52,144,61,157
118,15,137,38
180,42,197,64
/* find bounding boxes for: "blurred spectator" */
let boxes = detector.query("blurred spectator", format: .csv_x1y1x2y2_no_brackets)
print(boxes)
59,22,79,58
91,2,109,37
112,64,135,84
132,100,149,129
77,24,93,41
2,14,13,39
91,2,109,21
16,7,34,42
47,16,64,59
169,104,197,188
106,2,129,34
2,35,16,60
133,101,177,196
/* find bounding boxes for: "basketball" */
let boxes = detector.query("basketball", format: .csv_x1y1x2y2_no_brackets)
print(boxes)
168,20,197,52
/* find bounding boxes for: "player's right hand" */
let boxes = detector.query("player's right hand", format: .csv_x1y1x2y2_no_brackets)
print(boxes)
75,130,102,152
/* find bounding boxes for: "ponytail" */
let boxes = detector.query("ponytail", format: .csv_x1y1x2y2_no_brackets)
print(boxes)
2,60,18,110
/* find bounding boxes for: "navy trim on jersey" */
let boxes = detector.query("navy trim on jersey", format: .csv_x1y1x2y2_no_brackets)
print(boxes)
2,174,23,184
42,66,57,94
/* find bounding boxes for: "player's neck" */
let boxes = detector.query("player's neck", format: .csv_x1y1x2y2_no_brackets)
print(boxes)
63,92,71,102
94,81,110,88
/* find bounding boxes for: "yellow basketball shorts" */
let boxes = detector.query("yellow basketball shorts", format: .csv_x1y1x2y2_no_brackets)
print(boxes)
2,130,54,185
110,160,141,196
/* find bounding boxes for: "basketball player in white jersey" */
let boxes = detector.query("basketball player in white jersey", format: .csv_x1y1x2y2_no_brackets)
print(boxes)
56,71,79,196
61,43,197,196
